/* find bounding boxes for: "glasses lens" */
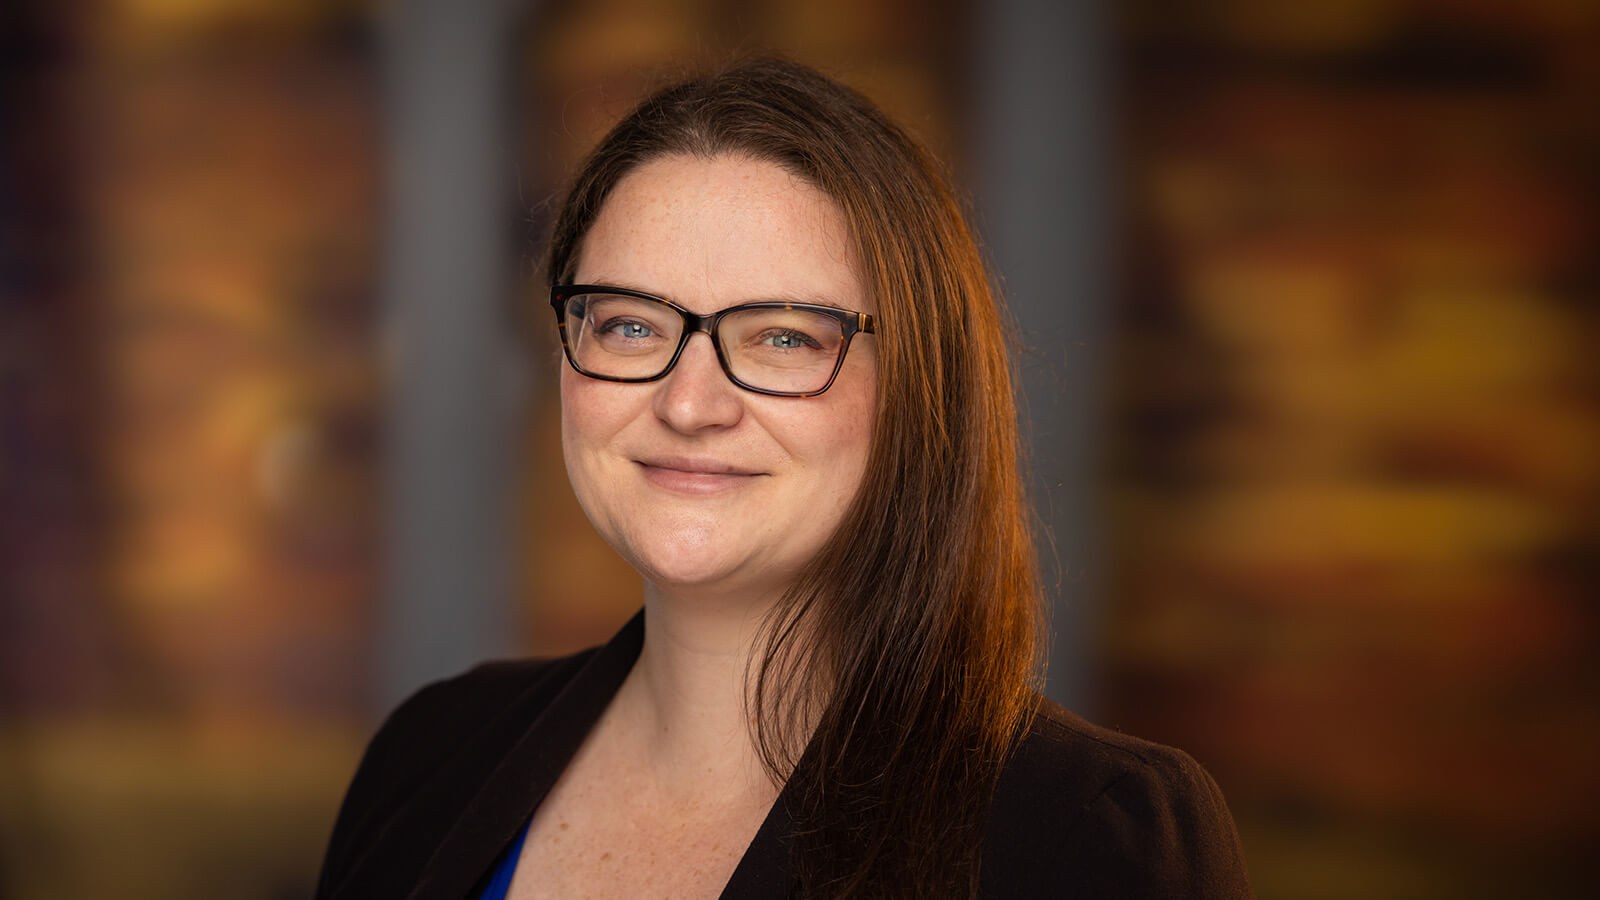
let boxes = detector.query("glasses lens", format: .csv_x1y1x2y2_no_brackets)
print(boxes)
719,306,846,394
564,292,684,379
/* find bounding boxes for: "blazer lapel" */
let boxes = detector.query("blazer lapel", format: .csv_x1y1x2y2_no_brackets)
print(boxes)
337,611,645,900
718,781,798,898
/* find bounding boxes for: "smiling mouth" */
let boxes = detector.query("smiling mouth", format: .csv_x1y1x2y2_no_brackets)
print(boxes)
635,458,764,495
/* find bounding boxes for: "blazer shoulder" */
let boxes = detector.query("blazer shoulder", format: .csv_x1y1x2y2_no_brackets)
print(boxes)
982,699,1254,899
366,649,598,774
315,647,600,898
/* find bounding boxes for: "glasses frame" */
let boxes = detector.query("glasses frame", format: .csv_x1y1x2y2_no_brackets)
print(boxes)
551,284,877,398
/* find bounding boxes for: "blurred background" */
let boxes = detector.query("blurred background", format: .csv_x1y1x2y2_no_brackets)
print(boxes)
1,1,1595,898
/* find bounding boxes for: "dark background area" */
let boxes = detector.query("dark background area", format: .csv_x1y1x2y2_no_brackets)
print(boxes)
2,1,1595,897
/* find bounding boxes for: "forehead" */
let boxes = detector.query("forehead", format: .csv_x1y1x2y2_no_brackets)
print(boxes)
573,154,867,313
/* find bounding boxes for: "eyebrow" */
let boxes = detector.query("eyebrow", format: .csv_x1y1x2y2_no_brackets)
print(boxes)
575,278,854,311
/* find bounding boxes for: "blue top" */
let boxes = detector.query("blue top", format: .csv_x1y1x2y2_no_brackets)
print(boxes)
477,819,532,900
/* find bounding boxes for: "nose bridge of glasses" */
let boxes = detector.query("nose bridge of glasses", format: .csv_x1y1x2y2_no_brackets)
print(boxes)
669,308,723,363
661,316,737,396
678,306,719,340
673,308,732,371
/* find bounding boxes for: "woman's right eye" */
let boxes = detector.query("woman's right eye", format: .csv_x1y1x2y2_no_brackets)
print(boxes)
597,318,654,340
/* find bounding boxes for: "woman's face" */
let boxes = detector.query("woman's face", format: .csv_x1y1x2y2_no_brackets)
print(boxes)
560,154,877,602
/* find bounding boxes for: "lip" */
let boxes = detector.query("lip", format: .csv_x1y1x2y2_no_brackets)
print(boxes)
635,456,765,495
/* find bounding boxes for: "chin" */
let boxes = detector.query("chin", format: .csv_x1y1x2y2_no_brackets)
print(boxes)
603,517,731,585
632,546,749,594
591,507,814,603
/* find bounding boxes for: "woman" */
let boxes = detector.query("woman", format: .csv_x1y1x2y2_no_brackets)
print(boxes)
318,58,1252,899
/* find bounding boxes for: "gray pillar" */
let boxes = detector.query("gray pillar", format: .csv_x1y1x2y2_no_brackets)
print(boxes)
973,0,1113,713
375,0,531,711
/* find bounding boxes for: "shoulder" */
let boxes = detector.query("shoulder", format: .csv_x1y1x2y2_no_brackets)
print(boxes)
379,651,598,747
981,699,1254,899
316,648,599,897
351,649,597,793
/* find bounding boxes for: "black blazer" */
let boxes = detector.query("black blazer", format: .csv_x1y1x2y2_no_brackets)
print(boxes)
317,612,1253,898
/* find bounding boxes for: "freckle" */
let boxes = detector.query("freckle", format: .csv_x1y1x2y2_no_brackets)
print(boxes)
560,821,570,831
601,851,612,861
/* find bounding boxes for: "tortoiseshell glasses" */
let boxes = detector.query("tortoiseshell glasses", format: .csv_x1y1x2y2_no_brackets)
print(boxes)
551,284,876,397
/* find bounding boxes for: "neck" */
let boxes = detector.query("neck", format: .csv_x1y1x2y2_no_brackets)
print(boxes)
612,583,780,796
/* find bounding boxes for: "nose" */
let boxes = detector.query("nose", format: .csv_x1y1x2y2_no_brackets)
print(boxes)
652,332,744,433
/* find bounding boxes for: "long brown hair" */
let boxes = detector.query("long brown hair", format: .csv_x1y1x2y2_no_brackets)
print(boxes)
546,58,1043,898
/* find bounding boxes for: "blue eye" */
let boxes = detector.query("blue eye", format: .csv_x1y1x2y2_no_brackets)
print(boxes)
764,330,819,350
598,319,654,339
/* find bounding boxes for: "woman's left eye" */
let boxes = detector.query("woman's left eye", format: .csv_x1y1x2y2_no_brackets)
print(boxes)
763,330,818,350
619,322,652,339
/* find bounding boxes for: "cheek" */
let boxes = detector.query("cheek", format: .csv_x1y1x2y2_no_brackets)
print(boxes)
558,372,586,471
558,368,583,448
814,370,877,500
559,371,627,492
840,359,878,456
560,368,624,439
